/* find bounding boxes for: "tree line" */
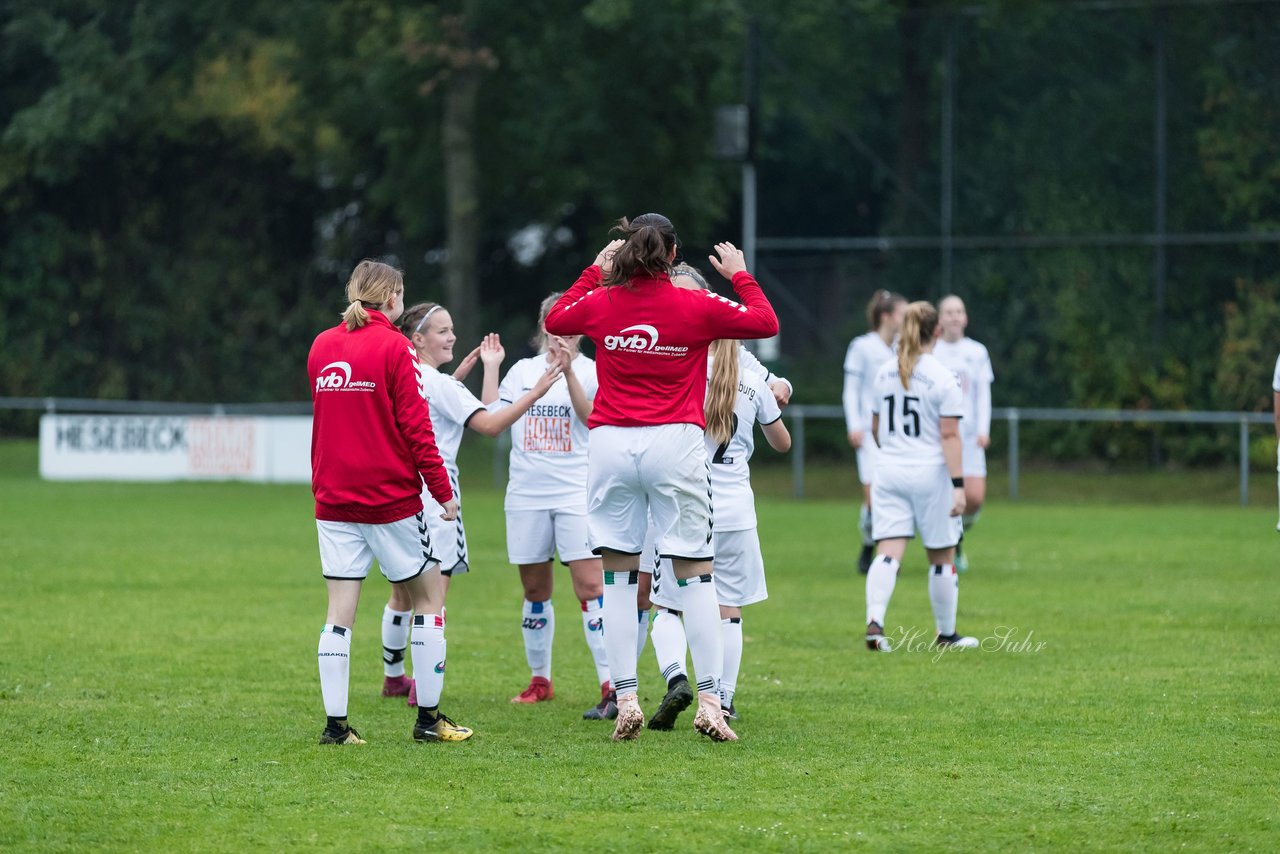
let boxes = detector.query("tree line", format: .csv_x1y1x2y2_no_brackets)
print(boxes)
2,1,1277,462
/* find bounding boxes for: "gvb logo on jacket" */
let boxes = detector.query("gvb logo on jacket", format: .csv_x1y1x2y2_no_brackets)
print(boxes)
315,361,377,393
602,324,689,356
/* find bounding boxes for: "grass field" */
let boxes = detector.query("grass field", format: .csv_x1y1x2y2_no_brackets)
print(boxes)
1,438,1277,851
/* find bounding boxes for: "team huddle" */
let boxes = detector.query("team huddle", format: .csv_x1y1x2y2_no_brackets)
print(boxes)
305,213,994,746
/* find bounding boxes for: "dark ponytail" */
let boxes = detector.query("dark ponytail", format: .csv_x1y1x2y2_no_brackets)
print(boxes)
602,213,679,288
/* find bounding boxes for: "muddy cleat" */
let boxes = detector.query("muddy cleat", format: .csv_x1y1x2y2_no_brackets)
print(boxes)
583,683,617,720
934,632,979,649
693,693,738,741
857,544,875,574
865,620,892,652
647,676,693,731
319,725,366,745
382,674,413,697
611,694,644,741
412,713,474,742
511,676,554,704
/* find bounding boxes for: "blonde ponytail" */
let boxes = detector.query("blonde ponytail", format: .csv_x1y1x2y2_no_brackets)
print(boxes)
705,339,740,445
897,301,939,388
342,259,404,330
342,301,370,330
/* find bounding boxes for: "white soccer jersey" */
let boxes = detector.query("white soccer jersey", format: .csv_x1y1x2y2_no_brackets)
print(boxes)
934,336,994,438
417,363,485,480
843,332,895,433
871,353,964,467
739,347,789,396
706,361,781,531
1273,354,1280,393
498,353,597,512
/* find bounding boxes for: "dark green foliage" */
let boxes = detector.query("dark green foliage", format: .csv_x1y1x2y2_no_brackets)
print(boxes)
2,1,1278,464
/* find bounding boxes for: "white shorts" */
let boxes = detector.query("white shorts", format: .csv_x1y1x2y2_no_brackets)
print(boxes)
855,441,879,486
422,478,469,575
647,528,766,610
587,424,713,560
961,436,987,478
871,463,963,550
710,528,767,607
505,508,594,565
317,511,437,583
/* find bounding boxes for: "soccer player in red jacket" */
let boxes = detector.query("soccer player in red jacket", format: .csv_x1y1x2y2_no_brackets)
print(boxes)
308,259,471,745
544,214,779,741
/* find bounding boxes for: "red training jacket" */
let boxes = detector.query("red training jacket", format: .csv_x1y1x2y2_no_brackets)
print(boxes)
544,266,778,428
308,310,454,523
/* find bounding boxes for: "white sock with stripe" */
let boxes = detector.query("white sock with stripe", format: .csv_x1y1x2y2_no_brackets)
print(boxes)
521,599,554,680
866,554,900,625
317,624,351,718
601,570,639,698
678,573,722,697
650,608,688,686
381,606,412,677
580,597,610,687
721,617,742,709
635,608,649,661
928,564,959,636
410,613,446,710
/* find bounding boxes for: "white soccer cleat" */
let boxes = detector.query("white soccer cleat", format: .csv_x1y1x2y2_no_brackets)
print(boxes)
934,633,979,649
693,692,738,742
611,693,644,741
865,621,892,652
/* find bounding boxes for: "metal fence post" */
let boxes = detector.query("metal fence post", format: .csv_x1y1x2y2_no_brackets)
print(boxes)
791,408,806,499
1239,415,1249,507
1008,408,1020,501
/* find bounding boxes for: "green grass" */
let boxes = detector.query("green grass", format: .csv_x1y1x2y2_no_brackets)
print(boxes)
1,439,1277,851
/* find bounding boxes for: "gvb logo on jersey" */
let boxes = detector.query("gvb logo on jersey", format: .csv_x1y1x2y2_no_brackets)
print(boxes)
315,361,377,393
522,617,549,631
603,324,689,356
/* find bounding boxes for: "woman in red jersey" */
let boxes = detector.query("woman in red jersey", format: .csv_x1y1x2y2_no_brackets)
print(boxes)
307,259,472,745
544,214,778,742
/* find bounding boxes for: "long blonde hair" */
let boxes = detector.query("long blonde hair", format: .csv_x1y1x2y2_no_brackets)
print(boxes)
706,339,740,445
897,301,939,388
342,259,404,330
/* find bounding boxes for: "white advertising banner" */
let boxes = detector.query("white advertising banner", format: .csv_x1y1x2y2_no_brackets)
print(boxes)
39,415,312,483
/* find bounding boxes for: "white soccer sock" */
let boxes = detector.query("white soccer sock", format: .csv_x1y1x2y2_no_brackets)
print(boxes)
580,597,610,687
721,617,743,709
678,574,723,697
521,599,554,680
410,613,446,710
602,570,639,697
650,608,688,686
635,608,650,661
928,564,959,636
381,606,412,677
859,504,874,546
317,624,351,718
866,554,900,625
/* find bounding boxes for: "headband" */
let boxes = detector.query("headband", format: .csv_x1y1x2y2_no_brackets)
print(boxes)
413,305,444,334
